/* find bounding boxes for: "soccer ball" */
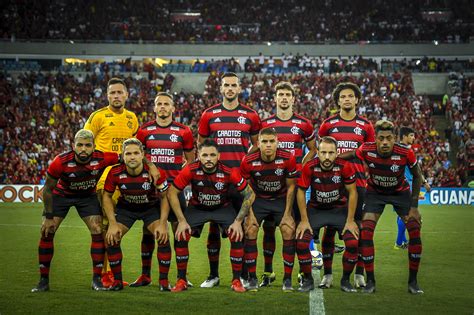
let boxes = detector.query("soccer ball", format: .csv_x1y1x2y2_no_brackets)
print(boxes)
311,250,323,270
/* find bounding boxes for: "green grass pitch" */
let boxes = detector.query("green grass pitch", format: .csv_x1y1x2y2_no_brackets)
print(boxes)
0,204,472,314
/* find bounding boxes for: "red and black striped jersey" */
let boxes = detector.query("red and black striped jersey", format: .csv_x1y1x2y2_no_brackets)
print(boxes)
198,103,261,168
240,149,298,199
136,120,194,182
356,142,417,194
104,164,168,210
298,157,356,210
47,150,119,197
261,113,315,167
319,114,375,188
173,161,247,210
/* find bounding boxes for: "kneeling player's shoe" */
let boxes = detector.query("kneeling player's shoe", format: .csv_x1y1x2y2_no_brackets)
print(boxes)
129,274,151,287
408,282,424,294
200,276,220,288
92,276,107,291
340,279,357,293
101,271,114,288
108,280,123,291
171,279,188,292
334,244,345,254
31,278,49,293
362,280,376,294
282,278,294,292
354,273,366,288
297,276,314,292
318,274,333,289
259,272,276,287
231,279,246,293
247,277,259,292
159,280,171,292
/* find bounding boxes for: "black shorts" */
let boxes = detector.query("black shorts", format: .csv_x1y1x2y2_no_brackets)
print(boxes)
308,206,348,238
185,204,236,237
355,186,366,221
229,184,243,213
167,191,186,223
264,201,299,227
253,197,286,226
116,206,161,229
48,194,101,218
363,190,411,217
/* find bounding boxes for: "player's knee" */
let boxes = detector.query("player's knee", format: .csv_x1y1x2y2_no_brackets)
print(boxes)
245,224,259,239
280,224,295,240
89,222,103,234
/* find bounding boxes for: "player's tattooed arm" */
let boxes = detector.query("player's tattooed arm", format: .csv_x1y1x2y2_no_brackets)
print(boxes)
236,185,256,222
143,156,160,183
284,178,296,216
42,174,58,219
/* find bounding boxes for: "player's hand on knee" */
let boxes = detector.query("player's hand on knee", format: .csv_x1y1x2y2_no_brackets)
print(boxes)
408,207,422,225
296,220,313,239
342,220,359,240
155,221,169,244
106,223,121,246
175,220,191,241
228,220,244,242
41,218,57,238
280,214,295,230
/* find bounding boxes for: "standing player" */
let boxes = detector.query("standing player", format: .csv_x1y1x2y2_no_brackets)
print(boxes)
296,136,359,292
102,138,169,291
241,128,303,292
168,139,255,293
84,77,140,286
31,130,119,292
341,120,424,294
258,81,317,287
197,72,261,287
394,127,431,249
318,82,375,288
132,92,195,290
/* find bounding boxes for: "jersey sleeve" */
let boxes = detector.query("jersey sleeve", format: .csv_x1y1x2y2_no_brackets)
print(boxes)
239,157,251,179
84,112,101,137
365,122,376,142
172,165,193,190
103,152,120,166
297,162,312,189
287,155,298,178
135,127,146,144
342,161,356,184
182,126,195,151
407,149,417,168
318,120,329,137
46,156,63,179
355,143,366,161
303,120,316,142
155,168,169,193
230,168,248,192
104,168,118,193
249,112,261,136
198,110,211,137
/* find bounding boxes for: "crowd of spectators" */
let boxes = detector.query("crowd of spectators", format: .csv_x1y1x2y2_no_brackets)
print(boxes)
0,67,468,187
1,0,472,43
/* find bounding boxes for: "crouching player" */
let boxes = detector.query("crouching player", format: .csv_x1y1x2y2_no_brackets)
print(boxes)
32,129,120,292
169,139,255,293
296,136,360,292
102,138,169,291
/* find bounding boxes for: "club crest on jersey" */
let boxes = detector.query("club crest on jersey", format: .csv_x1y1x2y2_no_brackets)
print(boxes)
390,164,400,173
354,127,363,135
332,176,341,183
213,109,222,114
127,121,133,129
196,170,204,175
142,182,151,190
275,168,284,176
391,155,401,160
356,120,365,125
291,126,300,135
368,152,377,158
170,134,179,142
147,126,157,131
90,161,99,166
67,163,76,167
238,116,247,124
291,119,302,124
119,174,128,179
216,172,225,178
171,126,180,131
215,182,225,190
252,161,262,167
330,119,339,124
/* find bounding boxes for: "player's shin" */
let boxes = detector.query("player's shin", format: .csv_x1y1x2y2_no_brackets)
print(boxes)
360,220,377,282
406,219,422,284
321,227,336,275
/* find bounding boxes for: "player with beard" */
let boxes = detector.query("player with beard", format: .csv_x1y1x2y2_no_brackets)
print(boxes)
32,130,120,292
168,140,255,293
132,92,195,290
258,81,316,287
102,138,169,291
340,120,424,294
317,82,375,289
393,127,430,250
197,72,261,288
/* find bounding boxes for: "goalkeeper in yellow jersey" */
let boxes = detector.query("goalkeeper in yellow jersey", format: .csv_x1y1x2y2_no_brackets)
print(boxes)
84,77,140,287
